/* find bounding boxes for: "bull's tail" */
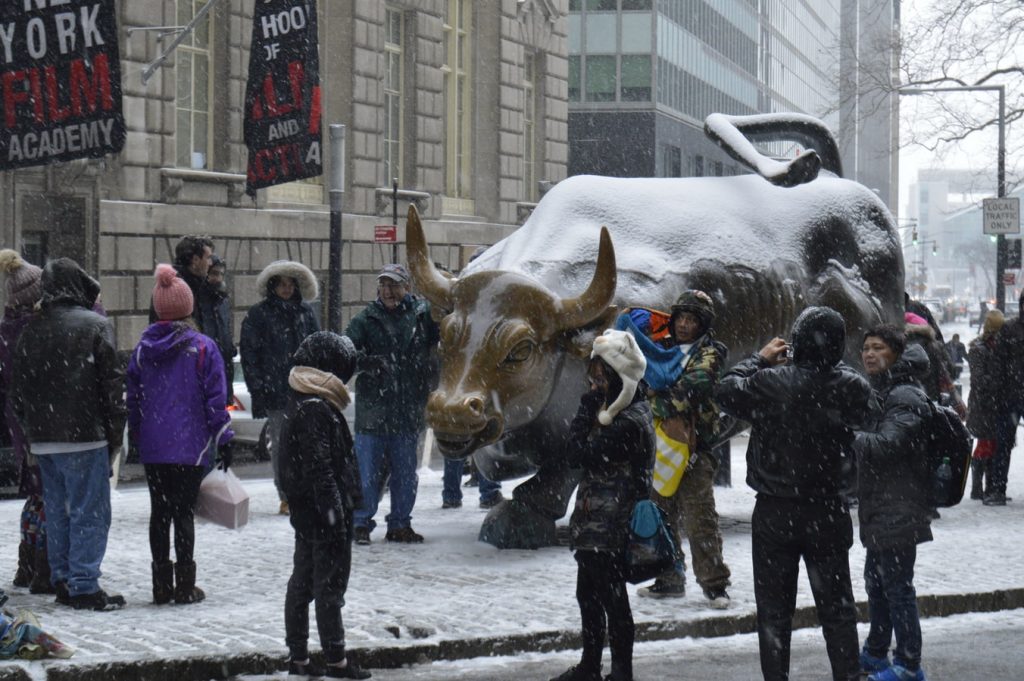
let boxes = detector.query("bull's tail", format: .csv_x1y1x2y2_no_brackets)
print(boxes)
704,113,843,186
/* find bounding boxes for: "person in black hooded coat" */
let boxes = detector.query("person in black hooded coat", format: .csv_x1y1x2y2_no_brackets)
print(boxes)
854,324,932,681
279,332,371,680
715,306,870,681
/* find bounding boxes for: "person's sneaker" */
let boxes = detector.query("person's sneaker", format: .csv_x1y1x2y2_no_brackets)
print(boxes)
354,527,371,545
868,663,926,681
279,500,291,515
441,499,462,509
549,664,602,681
288,657,326,678
860,649,891,673
983,492,1008,506
703,586,731,609
68,589,126,611
325,659,372,679
637,581,685,599
479,491,505,509
385,527,424,543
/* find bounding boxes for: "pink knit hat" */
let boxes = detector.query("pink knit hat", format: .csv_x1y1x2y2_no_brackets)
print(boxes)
904,311,928,326
0,249,42,309
152,264,193,321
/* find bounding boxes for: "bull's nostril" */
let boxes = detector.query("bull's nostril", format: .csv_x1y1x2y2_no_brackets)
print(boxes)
465,396,484,415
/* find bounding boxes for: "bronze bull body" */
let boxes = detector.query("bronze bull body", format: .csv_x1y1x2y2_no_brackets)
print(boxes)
408,114,904,548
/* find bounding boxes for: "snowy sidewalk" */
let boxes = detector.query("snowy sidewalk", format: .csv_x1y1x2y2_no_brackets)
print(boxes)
1,431,1022,680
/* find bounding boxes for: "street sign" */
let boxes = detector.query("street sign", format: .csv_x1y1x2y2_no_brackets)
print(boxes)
374,225,397,243
1004,272,1016,286
1009,238,1023,269
983,197,1021,235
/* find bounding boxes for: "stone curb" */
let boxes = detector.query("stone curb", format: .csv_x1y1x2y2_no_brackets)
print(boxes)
2,588,1022,681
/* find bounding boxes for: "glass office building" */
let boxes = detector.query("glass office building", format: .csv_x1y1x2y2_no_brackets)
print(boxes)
567,0,896,207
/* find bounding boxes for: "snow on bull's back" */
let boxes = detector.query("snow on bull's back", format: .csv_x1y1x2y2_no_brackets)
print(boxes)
469,173,894,297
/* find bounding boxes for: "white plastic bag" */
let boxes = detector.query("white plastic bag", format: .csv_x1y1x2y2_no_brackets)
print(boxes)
196,469,250,529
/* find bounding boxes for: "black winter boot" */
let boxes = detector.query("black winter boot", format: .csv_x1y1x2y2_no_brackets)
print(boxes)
28,546,55,594
174,561,206,604
13,542,34,588
152,560,174,604
970,460,985,500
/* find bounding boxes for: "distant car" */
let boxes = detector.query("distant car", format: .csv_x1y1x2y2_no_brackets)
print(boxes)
920,298,943,321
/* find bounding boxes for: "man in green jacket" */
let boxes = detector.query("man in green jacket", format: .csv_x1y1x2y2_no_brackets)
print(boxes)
346,264,440,544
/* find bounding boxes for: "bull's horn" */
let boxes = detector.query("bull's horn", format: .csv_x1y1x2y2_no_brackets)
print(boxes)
557,226,617,330
406,205,454,309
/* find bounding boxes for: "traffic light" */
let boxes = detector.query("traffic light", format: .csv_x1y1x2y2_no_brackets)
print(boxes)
912,228,918,244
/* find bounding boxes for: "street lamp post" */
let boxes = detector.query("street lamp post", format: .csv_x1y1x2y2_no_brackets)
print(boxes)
900,84,1007,310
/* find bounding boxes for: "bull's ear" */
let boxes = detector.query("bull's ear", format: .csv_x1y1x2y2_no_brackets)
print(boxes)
561,305,619,359
407,205,454,310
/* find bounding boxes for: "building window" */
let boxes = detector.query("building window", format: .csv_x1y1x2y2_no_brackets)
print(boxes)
660,144,681,177
585,55,616,102
569,55,581,102
523,52,537,202
176,0,212,169
443,0,473,200
620,55,650,101
384,7,404,186
694,155,704,177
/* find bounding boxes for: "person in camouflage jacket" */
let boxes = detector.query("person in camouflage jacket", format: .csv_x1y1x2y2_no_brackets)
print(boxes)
639,289,733,608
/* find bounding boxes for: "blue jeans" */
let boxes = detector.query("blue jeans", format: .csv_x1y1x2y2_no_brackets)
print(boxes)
36,447,111,597
442,457,501,504
863,544,922,671
354,432,418,532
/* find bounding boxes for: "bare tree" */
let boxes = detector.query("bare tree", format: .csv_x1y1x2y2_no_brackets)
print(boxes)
897,0,1024,191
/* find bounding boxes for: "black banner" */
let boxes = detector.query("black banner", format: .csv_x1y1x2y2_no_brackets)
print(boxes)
0,1,125,171
244,0,322,196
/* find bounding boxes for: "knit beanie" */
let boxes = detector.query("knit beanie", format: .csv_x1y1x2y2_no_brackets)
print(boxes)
152,264,194,321
982,309,1005,338
591,328,647,426
0,249,43,308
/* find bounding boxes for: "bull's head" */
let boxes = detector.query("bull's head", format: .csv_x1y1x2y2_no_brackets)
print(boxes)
406,206,617,458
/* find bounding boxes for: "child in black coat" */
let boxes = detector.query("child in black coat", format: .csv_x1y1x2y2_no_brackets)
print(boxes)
279,332,371,679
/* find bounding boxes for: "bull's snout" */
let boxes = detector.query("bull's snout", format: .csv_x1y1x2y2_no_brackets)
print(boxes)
427,391,503,458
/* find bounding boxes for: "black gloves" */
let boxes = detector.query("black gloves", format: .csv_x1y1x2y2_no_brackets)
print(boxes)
357,353,393,377
216,441,234,471
580,390,605,417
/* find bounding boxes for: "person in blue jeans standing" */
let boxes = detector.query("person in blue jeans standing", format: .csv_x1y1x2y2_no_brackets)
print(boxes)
345,264,440,544
10,259,127,612
441,457,503,509
855,325,933,681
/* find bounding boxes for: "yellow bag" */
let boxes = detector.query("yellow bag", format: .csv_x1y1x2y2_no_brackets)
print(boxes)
652,416,693,497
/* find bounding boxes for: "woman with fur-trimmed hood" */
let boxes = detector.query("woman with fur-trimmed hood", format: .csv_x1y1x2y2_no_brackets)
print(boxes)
240,260,321,511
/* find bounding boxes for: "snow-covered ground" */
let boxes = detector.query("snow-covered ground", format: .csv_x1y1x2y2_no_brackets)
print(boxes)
1,321,1021,672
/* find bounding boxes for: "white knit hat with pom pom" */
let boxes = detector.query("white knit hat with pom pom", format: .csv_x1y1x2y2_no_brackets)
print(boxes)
591,329,647,426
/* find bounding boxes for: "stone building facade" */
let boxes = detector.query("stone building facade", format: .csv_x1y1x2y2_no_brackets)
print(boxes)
0,0,570,349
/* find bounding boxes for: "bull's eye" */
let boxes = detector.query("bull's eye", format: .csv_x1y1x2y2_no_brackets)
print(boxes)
504,340,534,365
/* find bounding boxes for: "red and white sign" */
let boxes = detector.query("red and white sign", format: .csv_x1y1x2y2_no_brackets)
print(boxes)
1003,272,1016,285
374,224,397,243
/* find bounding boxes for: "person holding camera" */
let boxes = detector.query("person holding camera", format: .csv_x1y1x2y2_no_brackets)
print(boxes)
127,265,234,605
716,307,871,681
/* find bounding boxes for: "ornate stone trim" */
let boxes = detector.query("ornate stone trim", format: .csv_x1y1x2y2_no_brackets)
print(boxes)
517,0,563,52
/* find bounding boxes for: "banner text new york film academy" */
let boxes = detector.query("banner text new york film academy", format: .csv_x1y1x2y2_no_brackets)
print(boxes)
244,0,322,196
0,1,125,170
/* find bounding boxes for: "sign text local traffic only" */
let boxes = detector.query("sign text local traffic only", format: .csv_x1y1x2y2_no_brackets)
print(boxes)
983,197,1021,235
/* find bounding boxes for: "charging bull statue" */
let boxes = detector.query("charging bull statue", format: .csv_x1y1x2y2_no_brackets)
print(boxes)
409,113,904,548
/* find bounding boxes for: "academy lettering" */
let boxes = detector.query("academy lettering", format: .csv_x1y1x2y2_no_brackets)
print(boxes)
7,117,115,162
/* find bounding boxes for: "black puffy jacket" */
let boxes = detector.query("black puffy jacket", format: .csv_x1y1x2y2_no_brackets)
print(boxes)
10,259,126,451
966,334,1004,438
854,344,933,550
716,308,870,500
279,391,362,541
240,295,320,417
567,391,655,552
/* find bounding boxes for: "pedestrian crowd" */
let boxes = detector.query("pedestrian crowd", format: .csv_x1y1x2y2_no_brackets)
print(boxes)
0,238,1019,681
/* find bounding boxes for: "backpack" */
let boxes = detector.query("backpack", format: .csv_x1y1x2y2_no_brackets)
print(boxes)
924,401,972,507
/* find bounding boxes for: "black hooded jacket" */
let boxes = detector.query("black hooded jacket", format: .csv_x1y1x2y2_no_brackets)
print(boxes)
10,259,126,450
715,307,871,499
854,344,934,549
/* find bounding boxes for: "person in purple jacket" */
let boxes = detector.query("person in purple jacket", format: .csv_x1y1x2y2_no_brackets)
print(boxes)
127,264,234,605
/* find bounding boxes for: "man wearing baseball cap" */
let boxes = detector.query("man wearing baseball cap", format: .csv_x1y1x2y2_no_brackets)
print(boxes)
345,264,440,544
